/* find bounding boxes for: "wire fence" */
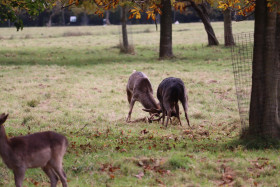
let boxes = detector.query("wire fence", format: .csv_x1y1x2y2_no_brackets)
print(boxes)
231,32,254,131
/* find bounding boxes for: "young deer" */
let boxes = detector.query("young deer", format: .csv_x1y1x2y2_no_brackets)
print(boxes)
0,113,68,187
144,77,190,127
126,71,161,122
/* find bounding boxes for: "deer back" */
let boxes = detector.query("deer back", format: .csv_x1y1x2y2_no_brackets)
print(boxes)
127,71,151,93
127,71,160,111
2,131,68,169
157,77,187,108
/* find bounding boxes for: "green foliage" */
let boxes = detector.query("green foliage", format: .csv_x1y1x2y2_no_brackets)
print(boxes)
0,0,51,30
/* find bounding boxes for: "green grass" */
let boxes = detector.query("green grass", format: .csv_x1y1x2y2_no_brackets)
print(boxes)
1,21,279,186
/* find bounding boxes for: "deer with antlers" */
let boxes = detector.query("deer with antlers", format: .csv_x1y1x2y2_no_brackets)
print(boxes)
126,70,161,122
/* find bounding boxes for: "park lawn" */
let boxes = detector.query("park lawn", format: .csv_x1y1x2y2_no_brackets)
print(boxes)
1,21,280,187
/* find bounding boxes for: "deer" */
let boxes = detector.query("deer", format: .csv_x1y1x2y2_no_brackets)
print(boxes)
143,77,190,127
126,70,161,122
0,113,68,187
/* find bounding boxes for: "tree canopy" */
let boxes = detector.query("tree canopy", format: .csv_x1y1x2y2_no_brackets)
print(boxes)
0,0,52,30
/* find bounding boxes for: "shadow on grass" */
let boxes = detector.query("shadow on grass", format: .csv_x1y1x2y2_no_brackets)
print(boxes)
0,46,233,67
0,47,158,67
226,136,280,150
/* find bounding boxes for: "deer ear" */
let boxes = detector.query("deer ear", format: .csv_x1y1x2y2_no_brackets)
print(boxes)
0,113,8,125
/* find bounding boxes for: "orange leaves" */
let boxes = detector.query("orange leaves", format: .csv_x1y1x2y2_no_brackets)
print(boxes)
129,7,142,19
128,3,162,21
174,2,186,13
95,9,104,17
68,0,79,6
218,0,256,16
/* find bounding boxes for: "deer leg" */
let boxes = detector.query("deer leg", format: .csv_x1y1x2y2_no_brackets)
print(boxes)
162,110,166,126
126,89,132,103
51,164,67,187
182,102,190,127
49,151,68,187
13,167,26,187
165,110,172,127
42,165,58,187
126,98,136,122
175,103,182,126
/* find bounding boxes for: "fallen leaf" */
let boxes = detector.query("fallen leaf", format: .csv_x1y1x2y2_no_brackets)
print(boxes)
135,172,144,179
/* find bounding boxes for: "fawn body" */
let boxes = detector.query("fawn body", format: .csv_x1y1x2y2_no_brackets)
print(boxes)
0,113,68,187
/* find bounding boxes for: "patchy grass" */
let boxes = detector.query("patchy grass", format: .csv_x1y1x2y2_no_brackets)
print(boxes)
1,21,279,187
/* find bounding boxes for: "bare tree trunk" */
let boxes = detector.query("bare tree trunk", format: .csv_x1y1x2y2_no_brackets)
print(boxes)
223,8,234,46
82,12,88,25
190,1,219,46
160,0,173,58
47,14,53,27
61,9,65,26
121,6,129,52
106,11,111,25
249,0,280,138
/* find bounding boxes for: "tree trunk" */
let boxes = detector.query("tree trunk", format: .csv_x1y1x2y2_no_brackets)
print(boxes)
47,13,53,27
106,11,111,25
160,0,173,58
82,12,88,26
249,0,280,138
61,9,65,26
190,1,219,46
121,6,129,52
223,8,234,46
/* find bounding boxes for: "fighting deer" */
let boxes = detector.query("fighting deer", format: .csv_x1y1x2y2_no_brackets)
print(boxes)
144,77,190,127
0,113,68,187
126,71,161,122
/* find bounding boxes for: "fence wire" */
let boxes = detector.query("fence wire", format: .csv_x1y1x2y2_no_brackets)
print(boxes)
231,32,254,131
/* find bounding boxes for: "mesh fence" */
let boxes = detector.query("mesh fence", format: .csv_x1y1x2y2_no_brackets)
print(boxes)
231,32,254,131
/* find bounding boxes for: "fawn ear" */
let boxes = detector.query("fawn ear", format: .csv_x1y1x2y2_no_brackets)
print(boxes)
142,108,162,114
0,113,8,125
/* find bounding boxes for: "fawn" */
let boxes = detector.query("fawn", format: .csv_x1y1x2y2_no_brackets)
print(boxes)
0,113,68,187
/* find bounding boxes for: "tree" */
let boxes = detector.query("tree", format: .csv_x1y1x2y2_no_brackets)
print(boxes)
121,5,130,53
223,8,234,46
248,2,280,138
106,10,111,25
220,0,280,138
189,1,219,45
217,1,235,46
47,1,64,26
160,0,173,58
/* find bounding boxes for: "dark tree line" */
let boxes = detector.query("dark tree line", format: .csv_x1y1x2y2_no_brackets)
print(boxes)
0,6,224,28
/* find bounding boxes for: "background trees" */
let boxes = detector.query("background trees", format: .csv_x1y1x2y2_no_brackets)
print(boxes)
4,0,279,139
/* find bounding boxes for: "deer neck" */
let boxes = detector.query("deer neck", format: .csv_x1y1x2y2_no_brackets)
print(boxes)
141,94,159,110
0,125,11,161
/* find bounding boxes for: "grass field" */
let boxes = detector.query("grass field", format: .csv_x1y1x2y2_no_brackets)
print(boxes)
1,21,279,187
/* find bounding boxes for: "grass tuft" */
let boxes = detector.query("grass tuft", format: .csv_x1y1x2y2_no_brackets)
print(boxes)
27,99,40,108
62,31,92,37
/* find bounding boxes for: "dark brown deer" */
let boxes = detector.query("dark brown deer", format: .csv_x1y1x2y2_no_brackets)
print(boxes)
126,71,161,122
144,77,190,127
0,113,68,187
